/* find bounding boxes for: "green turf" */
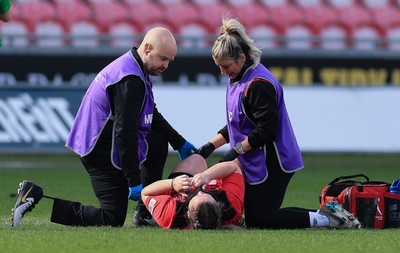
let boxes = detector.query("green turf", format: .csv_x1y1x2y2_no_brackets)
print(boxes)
1,153,400,253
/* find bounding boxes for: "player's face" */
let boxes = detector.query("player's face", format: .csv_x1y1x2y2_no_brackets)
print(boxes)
213,54,246,80
144,46,176,76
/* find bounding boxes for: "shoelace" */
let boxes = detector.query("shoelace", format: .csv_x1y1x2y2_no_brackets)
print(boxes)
326,201,338,212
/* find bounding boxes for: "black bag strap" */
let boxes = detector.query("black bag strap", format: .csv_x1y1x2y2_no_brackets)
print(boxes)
328,174,369,185
320,174,391,205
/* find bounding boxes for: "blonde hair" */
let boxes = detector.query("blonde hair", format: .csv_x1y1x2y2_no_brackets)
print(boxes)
212,18,261,69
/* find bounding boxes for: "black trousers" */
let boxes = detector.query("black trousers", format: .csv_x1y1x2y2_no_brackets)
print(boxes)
50,131,168,227
244,144,314,229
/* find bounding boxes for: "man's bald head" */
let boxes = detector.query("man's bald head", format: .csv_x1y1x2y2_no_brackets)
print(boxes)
137,27,177,76
140,27,177,52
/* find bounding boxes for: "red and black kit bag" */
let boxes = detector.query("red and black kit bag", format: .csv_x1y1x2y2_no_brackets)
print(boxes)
319,174,393,229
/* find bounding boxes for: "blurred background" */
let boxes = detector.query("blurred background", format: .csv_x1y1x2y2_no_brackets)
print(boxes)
0,0,399,154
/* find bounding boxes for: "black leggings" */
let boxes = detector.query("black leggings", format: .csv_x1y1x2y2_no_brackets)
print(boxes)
50,131,168,227
244,150,314,229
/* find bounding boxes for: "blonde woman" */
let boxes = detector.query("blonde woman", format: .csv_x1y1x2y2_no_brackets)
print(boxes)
197,18,360,229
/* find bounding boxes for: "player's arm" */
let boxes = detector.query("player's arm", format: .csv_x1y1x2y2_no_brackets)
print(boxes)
142,175,192,203
141,179,174,204
191,160,242,187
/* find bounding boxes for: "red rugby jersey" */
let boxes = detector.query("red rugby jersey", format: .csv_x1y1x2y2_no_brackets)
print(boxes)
145,173,244,229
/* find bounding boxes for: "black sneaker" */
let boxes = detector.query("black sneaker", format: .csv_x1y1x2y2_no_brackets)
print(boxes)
11,180,43,227
132,204,157,227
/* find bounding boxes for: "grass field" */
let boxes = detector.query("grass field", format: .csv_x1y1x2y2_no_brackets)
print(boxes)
1,152,400,253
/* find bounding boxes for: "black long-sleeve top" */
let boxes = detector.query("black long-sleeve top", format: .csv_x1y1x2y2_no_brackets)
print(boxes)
91,49,186,187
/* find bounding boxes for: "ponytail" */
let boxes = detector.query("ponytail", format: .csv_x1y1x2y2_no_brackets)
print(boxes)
212,18,261,69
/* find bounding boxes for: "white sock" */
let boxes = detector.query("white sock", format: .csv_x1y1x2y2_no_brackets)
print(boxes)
309,211,330,227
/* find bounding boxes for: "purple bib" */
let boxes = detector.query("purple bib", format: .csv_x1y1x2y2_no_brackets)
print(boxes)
226,64,304,184
66,51,154,168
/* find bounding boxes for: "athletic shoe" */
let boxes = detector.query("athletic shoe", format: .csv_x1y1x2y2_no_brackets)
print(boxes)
132,203,157,227
11,180,43,227
319,201,361,229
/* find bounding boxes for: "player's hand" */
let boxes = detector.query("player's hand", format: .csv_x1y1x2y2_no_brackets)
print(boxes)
172,175,194,196
128,184,143,201
219,148,239,162
197,142,215,159
192,173,210,188
178,141,197,160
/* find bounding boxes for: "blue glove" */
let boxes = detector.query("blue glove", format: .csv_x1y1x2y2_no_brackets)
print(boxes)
128,184,143,201
178,141,197,160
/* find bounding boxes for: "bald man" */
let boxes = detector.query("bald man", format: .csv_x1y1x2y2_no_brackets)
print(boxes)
11,27,197,228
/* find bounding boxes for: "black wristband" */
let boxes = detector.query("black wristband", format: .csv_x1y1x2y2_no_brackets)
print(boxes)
197,142,215,159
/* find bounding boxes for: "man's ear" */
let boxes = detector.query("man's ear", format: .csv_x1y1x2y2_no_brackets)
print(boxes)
144,43,153,54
